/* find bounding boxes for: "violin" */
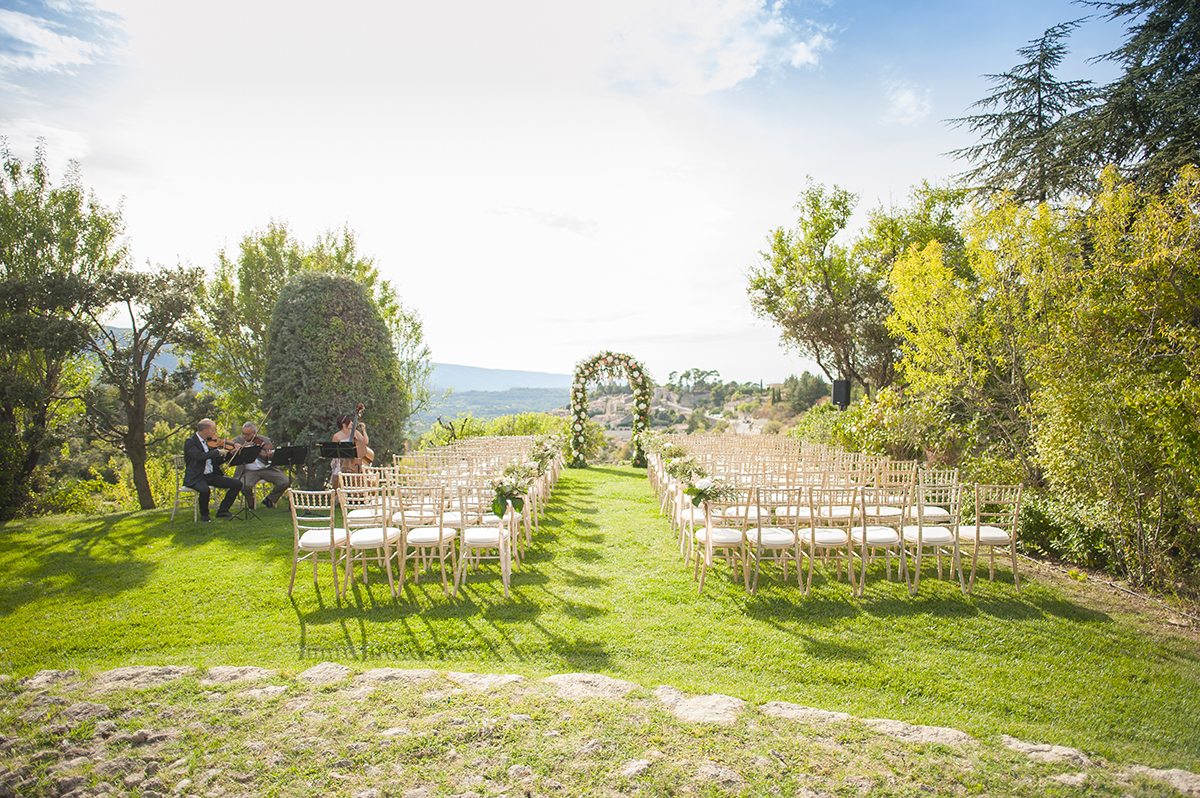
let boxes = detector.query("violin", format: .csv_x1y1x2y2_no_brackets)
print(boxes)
205,436,244,455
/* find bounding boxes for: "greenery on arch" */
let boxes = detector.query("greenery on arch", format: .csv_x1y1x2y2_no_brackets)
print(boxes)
569,351,652,468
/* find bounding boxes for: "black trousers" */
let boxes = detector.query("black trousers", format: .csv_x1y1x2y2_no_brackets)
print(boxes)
197,473,242,517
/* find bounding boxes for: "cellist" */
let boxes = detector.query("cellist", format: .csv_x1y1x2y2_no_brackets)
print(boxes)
331,413,369,488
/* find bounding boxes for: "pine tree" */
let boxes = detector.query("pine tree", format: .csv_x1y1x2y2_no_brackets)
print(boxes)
948,20,1095,204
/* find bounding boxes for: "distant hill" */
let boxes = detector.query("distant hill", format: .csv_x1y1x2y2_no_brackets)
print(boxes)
430,363,572,393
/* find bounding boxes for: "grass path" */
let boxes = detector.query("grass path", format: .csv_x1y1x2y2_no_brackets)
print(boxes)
1,465,1198,771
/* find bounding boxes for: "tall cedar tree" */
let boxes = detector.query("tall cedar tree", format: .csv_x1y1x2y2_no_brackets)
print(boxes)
948,20,1095,204
1078,0,1200,190
262,271,404,488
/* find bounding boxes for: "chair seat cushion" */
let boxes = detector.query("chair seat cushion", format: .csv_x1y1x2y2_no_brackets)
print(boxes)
406,526,457,545
958,524,1013,544
864,505,903,518
799,528,849,546
817,506,855,519
901,525,954,545
298,528,347,550
694,528,743,546
347,507,384,519
462,528,509,546
349,526,401,548
746,528,797,547
906,505,950,520
852,525,901,546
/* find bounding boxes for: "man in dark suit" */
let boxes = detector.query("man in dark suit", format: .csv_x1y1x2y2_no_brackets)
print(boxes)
183,419,242,521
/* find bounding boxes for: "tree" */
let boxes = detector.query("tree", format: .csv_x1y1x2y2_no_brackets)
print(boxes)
948,20,1096,204
78,266,206,509
262,271,404,488
748,180,897,397
1033,166,1200,588
197,221,433,438
782,371,829,413
0,142,124,518
1076,0,1200,191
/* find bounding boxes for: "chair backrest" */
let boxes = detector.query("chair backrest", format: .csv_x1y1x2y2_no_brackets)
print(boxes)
396,483,443,528
916,475,961,525
806,485,860,527
973,484,1023,535
338,485,385,528
287,488,337,541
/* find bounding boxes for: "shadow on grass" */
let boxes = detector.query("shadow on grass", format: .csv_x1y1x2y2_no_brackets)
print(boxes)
0,512,161,614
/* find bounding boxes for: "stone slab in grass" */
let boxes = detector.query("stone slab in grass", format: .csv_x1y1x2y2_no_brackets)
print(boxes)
1002,734,1091,765
655,685,745,724
357,668,436,684
545,673,638,700
1128,765,1200,796
93,665,194,692
60,702,111,724
25,669,81,690
445,672,524,690
297,662,352,686
201,666,276,685
864,718,975,746
759,701,851,723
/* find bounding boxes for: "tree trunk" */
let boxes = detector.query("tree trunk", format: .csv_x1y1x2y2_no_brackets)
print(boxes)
125,431,156,510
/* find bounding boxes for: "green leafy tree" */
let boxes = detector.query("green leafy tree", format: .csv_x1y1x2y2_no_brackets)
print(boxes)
0,142,124,518
261,271,404,488
948,21,1096,204
198,221,433,438
1033,166,1200,588
1077,0,1200,191
748,180,898,398
78,266,206,509
782,371,829,413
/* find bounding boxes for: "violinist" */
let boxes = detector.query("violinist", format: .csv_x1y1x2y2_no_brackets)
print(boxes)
233,421,290,510
330,414,369,488
183,419,242,522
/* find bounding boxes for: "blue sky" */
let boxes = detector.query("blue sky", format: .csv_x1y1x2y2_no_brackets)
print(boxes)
1,0,1126,383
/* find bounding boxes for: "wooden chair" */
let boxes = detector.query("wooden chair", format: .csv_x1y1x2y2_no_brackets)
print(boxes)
454,485,515,598
692,488,751,595
287,489,346,596
341,484,401,597
747,486,802,594
800,486,860,595
958,484,1024,594
902,476,964,595
170,454,198,522
397,483,458,597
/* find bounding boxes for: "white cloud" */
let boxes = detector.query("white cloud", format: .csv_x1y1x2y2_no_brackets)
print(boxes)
0,9,100,73
492,207,600,238
0,118,90,166
883,79,932,125
602,0,833,95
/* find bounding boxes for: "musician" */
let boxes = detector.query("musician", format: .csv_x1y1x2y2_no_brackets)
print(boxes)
331,414,369,487
233,421,290,509
183,419,242,521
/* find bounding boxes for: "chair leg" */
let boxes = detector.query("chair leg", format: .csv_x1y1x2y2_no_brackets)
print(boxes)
288,547,300,596
1011,546,1021,593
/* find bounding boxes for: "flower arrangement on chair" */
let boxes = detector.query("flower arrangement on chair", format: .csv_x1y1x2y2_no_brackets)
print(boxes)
490,461,537,517
684,476,739,507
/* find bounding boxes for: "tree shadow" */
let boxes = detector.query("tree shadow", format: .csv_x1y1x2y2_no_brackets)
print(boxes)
0,512,161,615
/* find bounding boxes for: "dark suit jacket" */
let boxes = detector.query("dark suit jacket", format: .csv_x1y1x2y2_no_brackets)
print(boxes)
183,433,229,490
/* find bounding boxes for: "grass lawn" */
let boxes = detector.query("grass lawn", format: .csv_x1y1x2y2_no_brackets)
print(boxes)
1,465,1197,772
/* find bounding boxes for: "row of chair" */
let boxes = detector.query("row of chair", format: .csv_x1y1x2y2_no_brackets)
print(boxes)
287,437,563,599
647,436,1024,596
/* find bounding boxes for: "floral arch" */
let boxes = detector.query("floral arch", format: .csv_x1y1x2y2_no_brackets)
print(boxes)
569,351,652,468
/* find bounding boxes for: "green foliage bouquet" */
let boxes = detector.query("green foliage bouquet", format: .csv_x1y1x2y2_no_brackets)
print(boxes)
684,476,739,507
664,455,706,483
490,461,537,517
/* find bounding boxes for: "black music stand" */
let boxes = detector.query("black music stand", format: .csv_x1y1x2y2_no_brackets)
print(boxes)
227,445,263,520
268,445,309,507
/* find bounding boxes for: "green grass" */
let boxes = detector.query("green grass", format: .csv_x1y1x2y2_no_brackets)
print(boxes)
1,465,1197,772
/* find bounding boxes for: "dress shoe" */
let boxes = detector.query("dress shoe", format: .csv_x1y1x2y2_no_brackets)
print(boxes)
216,509,234,519
199,515,211,523
262,498,275,509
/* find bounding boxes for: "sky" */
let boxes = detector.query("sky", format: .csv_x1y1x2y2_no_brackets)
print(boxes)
0,0,1128,385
